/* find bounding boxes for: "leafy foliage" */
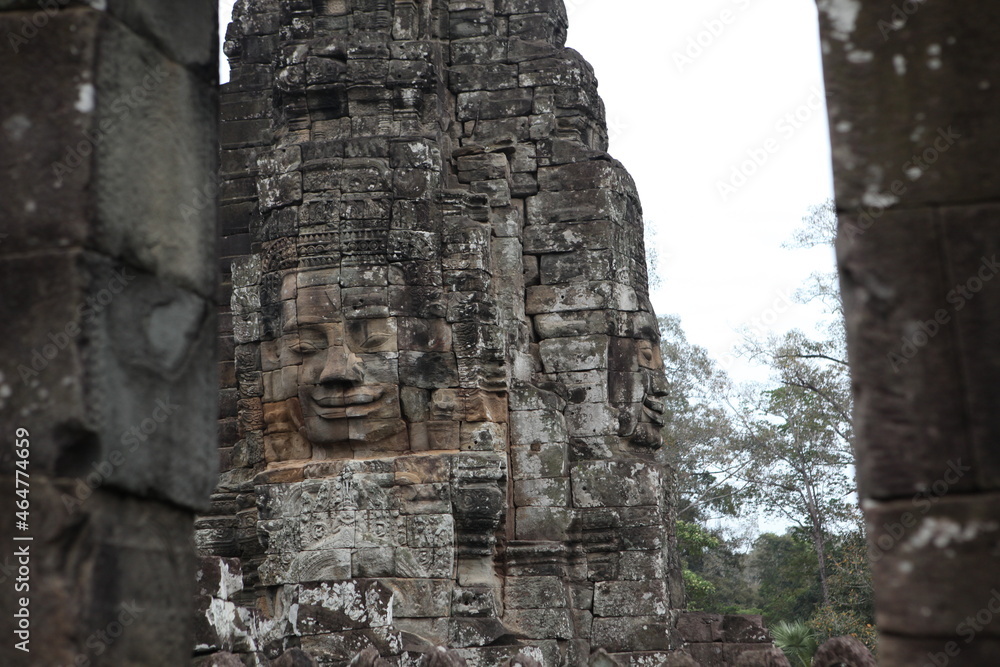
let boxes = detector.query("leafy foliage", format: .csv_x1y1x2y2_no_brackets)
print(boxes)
659,315,745,522
770,620,819,667
682,569,717,612
751,531,821,625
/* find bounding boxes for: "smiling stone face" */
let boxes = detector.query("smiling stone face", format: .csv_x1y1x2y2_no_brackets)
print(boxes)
262,270,407,460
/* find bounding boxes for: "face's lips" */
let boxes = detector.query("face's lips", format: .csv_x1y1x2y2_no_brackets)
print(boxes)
314,394,378,408
309,386,385,410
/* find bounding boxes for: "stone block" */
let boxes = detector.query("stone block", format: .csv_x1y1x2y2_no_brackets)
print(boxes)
395,454,451,483
539,335,610,373
686,643,726,667
524,222,616,254
299,627,403,663
352,548,396,578
457,152,511,182
0,9,98,255
496,0,567,16
593,581,669,618
398,318,453,352
457,89,534,120
519,56,586,88
510,409,568,446
504,608,574,640
525,282,615,314
93,17,218,297
838,210,978,499
535,310,619,338
460,421,507,452
818,2,1000,209
449,63,519,91
0,482,198,666
515,506,572,541
293,580,393,635
448,617,510,648
195,556,244,600
392,482,451,515
508,11,566,46
451,586,502,618
565,402,618,438
572,461,662,508
389,138,439,169
591,616,674,653
514,477,571,507
541,250,613,284
392,617,449,645
505,576,567,609
0,9,217,297
355,511,401,548
449,36,507,65
527,190,626,225
104,0,217,68
406,514,455,548
537,160,622,192
725,644,786,665
383,579,453,618
937,205,1000,490
619,550,666,581
878,635,1000,666
676,612,723,644
722,615,769,643
0,252,217,511
867,492,1000,638
395,547,454,579
510,442,568,480
398,351,459,388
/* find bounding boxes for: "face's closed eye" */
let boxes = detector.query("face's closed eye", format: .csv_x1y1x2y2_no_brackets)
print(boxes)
291,340,322,356
293,328,328,356
345,319,397,354
358,332,392,351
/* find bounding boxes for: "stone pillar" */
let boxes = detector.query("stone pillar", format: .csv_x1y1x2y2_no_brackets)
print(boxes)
0,2,218,665
817,1,1000,662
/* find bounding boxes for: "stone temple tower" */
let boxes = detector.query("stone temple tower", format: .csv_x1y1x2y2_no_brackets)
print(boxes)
201,0,689,663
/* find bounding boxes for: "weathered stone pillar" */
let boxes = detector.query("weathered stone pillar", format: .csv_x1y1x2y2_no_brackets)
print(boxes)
0,2,218,665
817,1,1000,662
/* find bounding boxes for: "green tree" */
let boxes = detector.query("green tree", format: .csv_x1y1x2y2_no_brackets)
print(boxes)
809,520,876,652
660,200,875,630
676,519,759,614
734,373,856,606
733,199,855,606
658,314,747,522
750,531,822,625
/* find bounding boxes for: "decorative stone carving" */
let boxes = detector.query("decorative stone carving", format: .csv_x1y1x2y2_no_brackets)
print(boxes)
204,0,682,664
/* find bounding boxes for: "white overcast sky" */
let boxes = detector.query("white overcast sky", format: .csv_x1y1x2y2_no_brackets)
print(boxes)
218,0,836,384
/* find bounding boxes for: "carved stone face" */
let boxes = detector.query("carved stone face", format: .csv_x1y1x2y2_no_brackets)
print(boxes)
290,320,404,446
264,270,407,458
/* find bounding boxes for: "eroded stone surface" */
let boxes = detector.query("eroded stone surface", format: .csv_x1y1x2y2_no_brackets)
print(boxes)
203,0,683,664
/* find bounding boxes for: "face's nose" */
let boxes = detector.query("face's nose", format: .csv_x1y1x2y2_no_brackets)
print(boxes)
318,346,364,386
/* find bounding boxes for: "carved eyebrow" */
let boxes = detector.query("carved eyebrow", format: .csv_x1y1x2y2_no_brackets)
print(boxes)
297,325,326,338
297,323,347,347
